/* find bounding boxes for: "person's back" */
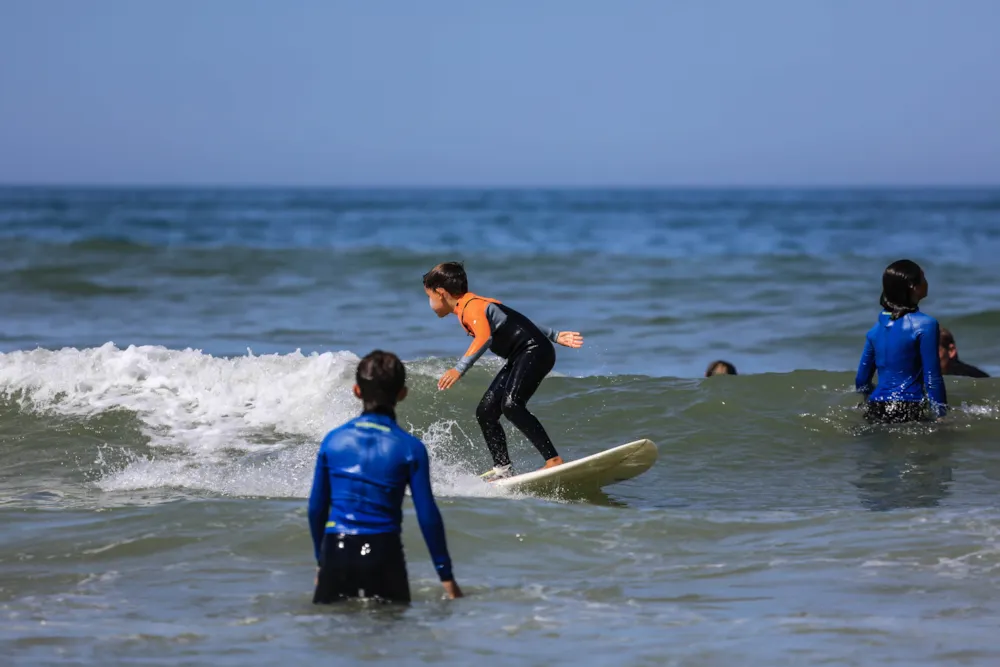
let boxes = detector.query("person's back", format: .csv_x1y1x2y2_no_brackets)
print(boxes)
307,350,462,604
860,311,943,404
855,259,947,423
316,413,422,535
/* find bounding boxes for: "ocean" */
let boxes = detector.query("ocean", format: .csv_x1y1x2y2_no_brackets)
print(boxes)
1,187,998,666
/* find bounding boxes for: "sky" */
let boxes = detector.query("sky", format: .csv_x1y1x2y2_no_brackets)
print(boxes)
1,0,998,187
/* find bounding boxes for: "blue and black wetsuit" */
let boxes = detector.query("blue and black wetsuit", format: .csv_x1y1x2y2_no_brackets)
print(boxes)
855,310,948,423
452,292,561,470
307,411,453,604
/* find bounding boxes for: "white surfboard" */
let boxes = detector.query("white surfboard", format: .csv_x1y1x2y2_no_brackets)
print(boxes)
488,439,658,493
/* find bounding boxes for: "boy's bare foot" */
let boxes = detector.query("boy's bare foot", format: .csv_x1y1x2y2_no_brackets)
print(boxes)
541,456,564,469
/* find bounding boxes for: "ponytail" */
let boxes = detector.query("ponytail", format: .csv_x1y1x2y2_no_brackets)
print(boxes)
879,259,924,321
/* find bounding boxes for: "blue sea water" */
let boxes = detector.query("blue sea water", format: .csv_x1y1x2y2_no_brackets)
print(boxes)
1,187,999,666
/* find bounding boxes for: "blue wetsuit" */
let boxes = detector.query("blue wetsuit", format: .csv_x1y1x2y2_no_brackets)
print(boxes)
855,310,947,420
307,411,453,593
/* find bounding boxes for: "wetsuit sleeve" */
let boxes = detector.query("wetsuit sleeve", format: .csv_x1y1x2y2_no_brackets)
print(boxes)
307,442,331,564
540,325,560,343
455,299,493,375
407,439,454,581
919,320,948,417
855,334,876,396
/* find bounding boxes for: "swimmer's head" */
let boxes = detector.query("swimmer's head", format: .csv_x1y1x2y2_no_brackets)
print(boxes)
423,261,468,317
705,360,737,377
939,327,958,369
354,350,408,415
880,259,927,320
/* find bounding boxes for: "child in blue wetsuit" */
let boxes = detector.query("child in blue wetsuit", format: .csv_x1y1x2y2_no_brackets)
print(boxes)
307,350,462,604
855,259,948,423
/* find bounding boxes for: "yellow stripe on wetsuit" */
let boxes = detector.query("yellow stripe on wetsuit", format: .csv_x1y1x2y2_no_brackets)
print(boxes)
356,421,391,432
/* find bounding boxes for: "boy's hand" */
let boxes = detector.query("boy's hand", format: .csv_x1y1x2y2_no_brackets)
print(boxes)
442,580,463,599
438,369,462,390
555,331,584,348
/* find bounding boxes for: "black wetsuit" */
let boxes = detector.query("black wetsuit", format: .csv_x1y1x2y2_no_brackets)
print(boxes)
453,293,560,469
944,359,989,379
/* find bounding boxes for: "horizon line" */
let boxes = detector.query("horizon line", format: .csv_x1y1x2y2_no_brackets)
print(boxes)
1,182,999,191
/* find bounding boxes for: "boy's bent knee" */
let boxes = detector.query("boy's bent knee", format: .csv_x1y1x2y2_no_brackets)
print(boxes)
500,394,525,418
476,400,502,424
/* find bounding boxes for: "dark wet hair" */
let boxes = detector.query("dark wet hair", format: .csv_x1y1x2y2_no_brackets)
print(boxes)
705,360,737,377
879,259,924,321
939,327,955,348
356,350,406,415
423,261,468,296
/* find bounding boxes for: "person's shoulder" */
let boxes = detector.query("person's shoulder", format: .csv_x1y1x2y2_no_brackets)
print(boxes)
389,424,428,456
465,291,504,308
469,294,500,312
395,425,426,449
319,417,362,448
953,360,990,378
909,311,940,333
970,365,991,379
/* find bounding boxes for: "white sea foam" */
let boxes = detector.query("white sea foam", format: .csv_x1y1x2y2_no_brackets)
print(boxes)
0,343,512,500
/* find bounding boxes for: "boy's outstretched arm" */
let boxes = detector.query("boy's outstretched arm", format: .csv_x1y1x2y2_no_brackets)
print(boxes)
554,331,584,348
539,325,584,348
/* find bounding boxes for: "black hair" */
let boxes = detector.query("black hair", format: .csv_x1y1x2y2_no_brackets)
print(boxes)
939,327,955,348
356,350,406,416
705,360,737,377
422,261,468,296
879,259,924,320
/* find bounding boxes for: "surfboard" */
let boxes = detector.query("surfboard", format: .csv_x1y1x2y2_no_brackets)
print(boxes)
487,439,658,493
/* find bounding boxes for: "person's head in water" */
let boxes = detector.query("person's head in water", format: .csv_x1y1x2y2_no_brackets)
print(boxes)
937,326,990,377
938,327,960,371
880,259,928,320
354,350,408,417
423,261,468,318
705,360,738,377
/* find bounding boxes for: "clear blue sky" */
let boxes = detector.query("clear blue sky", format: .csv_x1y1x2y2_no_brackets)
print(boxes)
1,0,998,186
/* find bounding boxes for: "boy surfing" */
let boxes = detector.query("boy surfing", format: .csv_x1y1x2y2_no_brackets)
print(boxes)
423,262,583,480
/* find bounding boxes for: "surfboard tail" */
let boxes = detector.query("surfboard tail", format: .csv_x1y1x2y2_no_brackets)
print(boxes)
490,439,657,492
